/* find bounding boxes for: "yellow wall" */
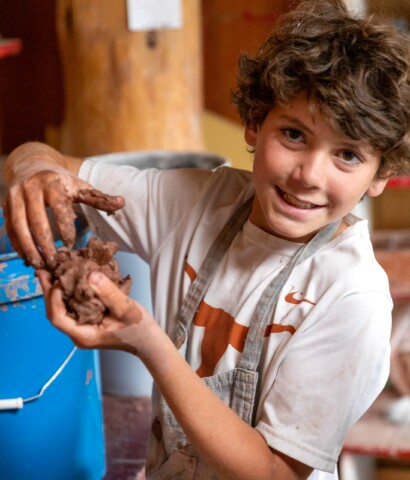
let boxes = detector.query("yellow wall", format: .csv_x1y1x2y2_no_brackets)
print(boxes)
202,111,252,171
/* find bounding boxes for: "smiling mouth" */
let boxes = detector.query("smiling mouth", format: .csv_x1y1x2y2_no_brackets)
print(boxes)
277,187,322,209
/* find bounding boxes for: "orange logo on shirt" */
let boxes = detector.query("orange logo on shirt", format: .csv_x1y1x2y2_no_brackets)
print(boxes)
285,292,316,306
194,302,248,377
185,261,297,377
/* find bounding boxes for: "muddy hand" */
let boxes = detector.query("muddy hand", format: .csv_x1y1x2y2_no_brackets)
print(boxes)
36,269,147,353
4,170,124,269
4,171,61,268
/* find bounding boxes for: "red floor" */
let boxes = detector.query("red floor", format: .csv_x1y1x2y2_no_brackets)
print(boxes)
103,395,152,480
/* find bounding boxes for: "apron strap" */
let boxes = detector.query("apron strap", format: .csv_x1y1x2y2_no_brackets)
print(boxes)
173,196,254,349
238,219,341,372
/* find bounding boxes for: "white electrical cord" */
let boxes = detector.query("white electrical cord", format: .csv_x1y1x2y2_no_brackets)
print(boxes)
0,346,77,411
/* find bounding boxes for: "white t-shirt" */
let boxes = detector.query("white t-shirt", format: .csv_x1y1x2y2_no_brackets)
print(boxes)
79,160,392,478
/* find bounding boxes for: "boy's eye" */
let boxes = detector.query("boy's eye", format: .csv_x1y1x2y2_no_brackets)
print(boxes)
341,150,360,163
282,128,304,142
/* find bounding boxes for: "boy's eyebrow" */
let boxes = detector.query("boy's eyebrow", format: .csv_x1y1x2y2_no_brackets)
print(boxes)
279,114,315,134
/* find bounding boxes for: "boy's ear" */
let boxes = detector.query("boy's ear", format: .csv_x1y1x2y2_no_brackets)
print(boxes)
244,124,258,147
366,176,389,198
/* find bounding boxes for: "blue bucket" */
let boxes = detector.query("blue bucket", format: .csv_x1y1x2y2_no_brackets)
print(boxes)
0,211,105,480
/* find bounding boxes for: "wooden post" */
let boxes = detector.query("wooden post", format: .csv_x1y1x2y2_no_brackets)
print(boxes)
202,0,292,123
56,0,203,157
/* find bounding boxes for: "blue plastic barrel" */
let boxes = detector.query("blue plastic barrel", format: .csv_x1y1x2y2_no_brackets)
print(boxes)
0,210,105,480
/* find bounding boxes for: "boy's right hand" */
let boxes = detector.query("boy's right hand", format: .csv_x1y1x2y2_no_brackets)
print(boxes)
3,150,124,269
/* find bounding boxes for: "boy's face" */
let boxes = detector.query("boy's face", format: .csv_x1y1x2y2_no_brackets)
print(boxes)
245,97,388,242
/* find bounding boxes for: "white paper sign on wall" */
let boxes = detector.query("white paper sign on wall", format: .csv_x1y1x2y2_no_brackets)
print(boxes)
126,0,183,31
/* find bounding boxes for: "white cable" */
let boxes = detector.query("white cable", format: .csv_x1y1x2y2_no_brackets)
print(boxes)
0,346,77,411
0,398,23,410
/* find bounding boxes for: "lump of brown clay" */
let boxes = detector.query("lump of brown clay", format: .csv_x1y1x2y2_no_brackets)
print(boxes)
49,237,132,324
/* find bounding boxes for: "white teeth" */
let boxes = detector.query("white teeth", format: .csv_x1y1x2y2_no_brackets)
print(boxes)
283,193,316,209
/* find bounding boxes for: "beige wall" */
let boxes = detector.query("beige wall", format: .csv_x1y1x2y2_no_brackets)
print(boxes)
368,0,410,23
203,111,252,171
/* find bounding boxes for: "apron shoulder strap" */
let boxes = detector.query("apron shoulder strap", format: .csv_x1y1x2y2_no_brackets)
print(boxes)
173,196,254,349
238,219,341,372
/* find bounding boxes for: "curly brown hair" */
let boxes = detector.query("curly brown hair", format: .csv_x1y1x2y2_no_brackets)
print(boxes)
231,0,410,177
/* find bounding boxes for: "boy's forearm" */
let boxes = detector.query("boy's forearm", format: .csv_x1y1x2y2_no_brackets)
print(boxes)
138,324,311,480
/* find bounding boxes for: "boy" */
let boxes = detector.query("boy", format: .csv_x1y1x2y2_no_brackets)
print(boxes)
4,0,410,478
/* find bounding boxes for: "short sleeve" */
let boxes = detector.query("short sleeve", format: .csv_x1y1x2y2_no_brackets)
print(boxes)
256,291,392,472
78,159,213,261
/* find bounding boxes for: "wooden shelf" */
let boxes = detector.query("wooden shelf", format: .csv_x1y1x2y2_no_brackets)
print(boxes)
0,38,22,59
372,229,410,302
343,390,410,460
387,176,410,189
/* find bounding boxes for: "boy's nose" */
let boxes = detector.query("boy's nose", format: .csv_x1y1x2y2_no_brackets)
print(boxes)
293,153,326,189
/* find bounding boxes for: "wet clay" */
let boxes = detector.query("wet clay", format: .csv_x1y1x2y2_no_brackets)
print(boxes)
48,237,132,324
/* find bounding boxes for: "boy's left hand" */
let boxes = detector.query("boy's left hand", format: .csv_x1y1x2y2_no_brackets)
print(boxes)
36,269,154,355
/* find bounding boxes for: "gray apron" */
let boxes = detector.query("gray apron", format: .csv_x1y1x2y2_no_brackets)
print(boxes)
145,197,340,479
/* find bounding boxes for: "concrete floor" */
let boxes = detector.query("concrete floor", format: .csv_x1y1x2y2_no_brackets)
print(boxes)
103,395,152,480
